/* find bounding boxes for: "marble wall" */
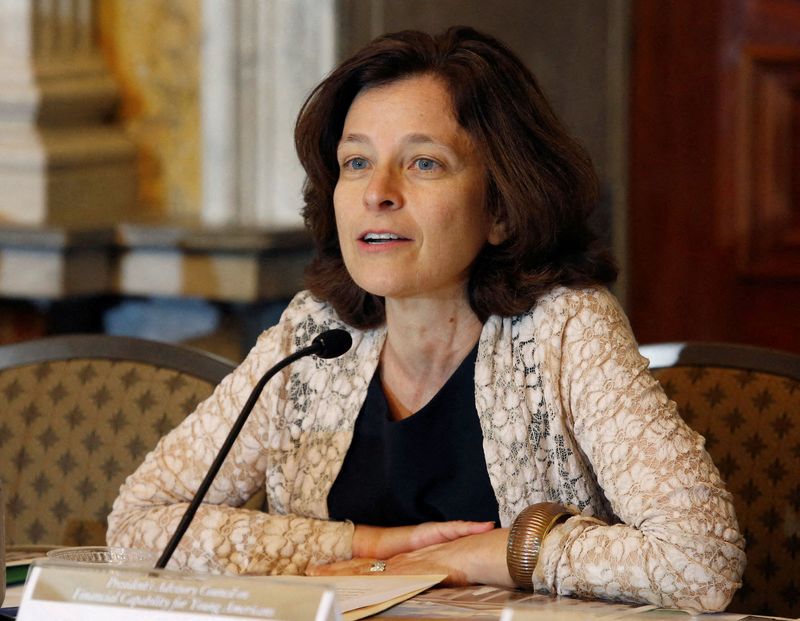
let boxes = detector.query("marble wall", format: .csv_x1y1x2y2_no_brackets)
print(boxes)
97,0,202,223
200,0,336,229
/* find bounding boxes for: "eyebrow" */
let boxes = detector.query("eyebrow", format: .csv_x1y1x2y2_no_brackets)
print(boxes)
337,132,457,152
338,133,370,147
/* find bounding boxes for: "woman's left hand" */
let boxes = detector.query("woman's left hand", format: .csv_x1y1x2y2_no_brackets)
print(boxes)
307,527,514,588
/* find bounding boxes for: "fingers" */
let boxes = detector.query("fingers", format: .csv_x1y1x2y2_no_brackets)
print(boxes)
306,558,387,577
386,549,469,587
308,554,461,585
352,520,496,560
411,520,495,548
445,520,496,538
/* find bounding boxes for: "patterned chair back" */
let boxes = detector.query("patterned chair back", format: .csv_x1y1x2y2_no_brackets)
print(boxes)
0,334,235,548
640,342,800,618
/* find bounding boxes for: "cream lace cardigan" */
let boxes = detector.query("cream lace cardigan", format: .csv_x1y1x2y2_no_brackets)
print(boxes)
108,286,745,612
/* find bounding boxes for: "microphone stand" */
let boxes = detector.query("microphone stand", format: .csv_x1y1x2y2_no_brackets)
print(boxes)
155,331,349,569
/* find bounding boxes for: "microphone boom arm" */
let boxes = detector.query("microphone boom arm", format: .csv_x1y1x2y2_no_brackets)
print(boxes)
155,342,322,569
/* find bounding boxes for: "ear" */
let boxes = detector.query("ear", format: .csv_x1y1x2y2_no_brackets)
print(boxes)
487,217,508,246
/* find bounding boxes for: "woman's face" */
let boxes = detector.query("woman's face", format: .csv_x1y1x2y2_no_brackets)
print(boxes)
333,73,504,304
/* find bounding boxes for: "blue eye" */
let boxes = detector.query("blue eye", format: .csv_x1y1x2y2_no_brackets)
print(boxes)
345,157,368,170
414,158,439,171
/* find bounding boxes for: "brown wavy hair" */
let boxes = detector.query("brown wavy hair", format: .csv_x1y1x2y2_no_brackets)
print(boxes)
295,26,617,329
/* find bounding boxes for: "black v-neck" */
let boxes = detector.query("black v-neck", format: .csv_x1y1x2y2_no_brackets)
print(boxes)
327,342,500,526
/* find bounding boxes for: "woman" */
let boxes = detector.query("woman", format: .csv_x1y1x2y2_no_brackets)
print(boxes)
108,26,745,612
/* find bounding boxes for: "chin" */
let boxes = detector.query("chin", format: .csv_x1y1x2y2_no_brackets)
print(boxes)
357,284,403,300
351,277,409,300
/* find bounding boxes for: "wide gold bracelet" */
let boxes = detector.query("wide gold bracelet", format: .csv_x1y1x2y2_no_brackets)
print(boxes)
506,502,574,590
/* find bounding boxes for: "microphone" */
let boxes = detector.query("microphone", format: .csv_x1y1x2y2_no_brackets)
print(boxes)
155,328,353,569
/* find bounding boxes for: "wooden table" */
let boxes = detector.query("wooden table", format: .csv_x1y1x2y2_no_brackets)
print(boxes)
373,585,792,621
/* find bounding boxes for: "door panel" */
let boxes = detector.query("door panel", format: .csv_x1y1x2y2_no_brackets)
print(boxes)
629,0,800,353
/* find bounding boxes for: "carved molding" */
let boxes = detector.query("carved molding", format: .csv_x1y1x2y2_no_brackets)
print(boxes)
737,46,800,279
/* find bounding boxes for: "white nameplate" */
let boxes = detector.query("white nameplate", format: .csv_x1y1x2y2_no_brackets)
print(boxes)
17,560,336,621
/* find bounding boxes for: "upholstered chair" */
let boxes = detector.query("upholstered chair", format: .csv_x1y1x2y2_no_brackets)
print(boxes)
641,342,800,618
1,477,5,604
0,334,235,548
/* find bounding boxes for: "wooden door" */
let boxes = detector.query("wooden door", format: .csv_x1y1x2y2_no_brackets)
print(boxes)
629,0,800,353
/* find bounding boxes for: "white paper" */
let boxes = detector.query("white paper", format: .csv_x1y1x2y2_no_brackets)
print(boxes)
270,574,445,614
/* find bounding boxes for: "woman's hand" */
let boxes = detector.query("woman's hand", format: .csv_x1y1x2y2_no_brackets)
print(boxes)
308,527,513,588
351,520,495,559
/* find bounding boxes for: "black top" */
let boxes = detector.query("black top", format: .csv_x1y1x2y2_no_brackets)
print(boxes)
327,343,500,526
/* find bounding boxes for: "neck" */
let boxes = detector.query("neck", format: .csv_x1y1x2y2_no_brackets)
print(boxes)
380,294,483,418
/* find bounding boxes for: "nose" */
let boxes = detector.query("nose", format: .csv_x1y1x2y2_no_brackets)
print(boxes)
363,166,402,211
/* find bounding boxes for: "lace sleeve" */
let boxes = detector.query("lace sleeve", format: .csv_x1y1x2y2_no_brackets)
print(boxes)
107,296,354,575
533,289,746,612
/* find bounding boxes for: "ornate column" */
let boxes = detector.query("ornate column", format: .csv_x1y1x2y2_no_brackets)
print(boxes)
0,0,136,225
201,0,336,228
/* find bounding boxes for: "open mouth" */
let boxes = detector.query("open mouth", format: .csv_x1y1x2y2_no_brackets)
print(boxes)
360,232,409,245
